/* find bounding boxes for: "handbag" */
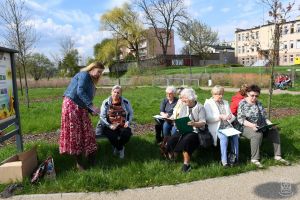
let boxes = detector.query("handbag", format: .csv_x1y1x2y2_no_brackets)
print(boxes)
197,124,213,148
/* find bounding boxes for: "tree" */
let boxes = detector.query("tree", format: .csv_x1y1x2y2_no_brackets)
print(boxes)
27,53,53,81
59,49,80,77
261,0,294,118
94,39,120,67
101,3,145,68
0,0,37,108
177,19,218,60
136,0,187,64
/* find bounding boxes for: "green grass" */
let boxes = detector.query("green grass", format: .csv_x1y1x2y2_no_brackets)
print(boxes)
0,113,299,194
129,65,300,76
17,87,300,134
0,86,299,194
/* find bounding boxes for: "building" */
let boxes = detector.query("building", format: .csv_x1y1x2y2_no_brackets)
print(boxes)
120,28,175,60
235,17,300,66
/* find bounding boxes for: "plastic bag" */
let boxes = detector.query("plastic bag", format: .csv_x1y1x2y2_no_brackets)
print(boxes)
31,156,56,184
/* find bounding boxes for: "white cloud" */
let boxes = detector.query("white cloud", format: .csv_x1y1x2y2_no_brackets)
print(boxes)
105,0,132,9
221,7,230,13
50,10,92,24
25,0,63,12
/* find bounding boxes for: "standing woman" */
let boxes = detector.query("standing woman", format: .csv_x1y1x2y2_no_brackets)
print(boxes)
60,62,104,170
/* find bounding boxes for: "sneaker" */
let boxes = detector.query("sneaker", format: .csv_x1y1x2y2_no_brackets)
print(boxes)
181,164,191,173
119,147,125,159
274,156,291,166
222,163,229,168
251,159,264,168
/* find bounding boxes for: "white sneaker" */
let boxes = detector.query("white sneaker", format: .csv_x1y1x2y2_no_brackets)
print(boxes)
119,147,125,159
274,156,291,166
251,159,263,168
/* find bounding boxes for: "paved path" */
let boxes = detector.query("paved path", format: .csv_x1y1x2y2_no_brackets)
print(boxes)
11,164,300,200
200,86,300,95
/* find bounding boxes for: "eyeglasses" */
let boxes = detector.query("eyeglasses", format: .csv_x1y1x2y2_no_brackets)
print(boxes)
249,94,259,98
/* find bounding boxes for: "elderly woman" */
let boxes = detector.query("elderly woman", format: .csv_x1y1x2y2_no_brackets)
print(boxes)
204,85,239,167
99,85,133,159
166,88,206,172
230,83,248,116
237,84,290,168
154,86,178,143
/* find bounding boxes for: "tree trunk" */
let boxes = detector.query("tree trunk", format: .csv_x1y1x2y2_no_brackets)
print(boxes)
17,66,23,96
21,61,30,108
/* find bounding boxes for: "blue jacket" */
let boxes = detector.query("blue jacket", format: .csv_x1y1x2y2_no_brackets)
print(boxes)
63,71,96,110
99,96,134,127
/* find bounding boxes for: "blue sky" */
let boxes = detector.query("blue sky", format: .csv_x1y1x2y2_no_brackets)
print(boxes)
1,0,299,63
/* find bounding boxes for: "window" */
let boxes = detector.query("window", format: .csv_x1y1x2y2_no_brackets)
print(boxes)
246,33,249,41
283,26,288,35
284,41,288,50
238,46,241,54
242,46,245,53
284,55,287,62
291,24,294,34
238,34,241,41
290,40,294,49
297,24,300,32
290,55,294,63
256,31,259,39
297,40,300,48
242,58,245,64
242,33,245,41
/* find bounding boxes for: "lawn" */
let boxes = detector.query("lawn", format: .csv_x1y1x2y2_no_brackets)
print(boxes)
0,86,299,194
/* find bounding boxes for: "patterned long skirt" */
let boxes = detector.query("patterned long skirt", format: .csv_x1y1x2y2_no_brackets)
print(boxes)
59,97,97,156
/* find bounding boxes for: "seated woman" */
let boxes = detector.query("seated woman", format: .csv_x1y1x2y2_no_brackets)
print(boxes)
170,87,185,135
230,83,248,117
166,88,206,172
154,86,178,143
204,85,239,167
237,84,290,168
99,85,133,159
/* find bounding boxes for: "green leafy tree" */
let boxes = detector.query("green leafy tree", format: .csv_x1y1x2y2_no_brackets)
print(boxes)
101,3,145,68
178,19,218,60
27,53,53,81
59,49,80,77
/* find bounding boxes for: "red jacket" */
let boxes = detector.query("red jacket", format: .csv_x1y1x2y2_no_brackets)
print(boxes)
230,92,245,116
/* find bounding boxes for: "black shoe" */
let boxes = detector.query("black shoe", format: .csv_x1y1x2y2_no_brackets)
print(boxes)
229,161,239,167
181,164,191,172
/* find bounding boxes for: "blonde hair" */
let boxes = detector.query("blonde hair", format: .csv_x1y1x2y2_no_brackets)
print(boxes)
211,85,224,95
239,83,248,96
81,61,104,72
81,61,104,84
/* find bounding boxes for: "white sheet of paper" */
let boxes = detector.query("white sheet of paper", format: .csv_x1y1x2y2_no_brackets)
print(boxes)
219,127,241,136
153,115,163,119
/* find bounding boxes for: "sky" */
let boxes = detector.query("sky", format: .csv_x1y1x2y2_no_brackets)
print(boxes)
1,0,300,64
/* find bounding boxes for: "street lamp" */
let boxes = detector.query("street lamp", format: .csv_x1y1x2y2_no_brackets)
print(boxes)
186,40,192,81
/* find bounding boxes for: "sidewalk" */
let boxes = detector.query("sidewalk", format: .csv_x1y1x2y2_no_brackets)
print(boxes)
11,164,300,200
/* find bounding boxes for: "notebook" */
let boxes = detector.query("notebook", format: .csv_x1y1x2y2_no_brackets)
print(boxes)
256,123,279,132
175,117,193,135
219,127,241,137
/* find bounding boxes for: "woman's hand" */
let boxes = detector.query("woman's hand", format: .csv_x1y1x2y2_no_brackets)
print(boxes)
187,121,195,127
110,123,119,130
249,122,258,131
124,122,129,128
219,114,227,121
90,106,100,116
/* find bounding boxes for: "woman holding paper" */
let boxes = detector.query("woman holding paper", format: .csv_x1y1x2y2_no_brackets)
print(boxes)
237,84,290,168
60,61,104,170
204,85,239,167
166,88,206,172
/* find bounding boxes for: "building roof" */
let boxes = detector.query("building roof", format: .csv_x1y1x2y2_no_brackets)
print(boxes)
0,46,18,53
209,45,235,50
235,18,300,33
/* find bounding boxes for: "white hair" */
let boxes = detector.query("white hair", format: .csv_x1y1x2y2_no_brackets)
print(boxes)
165,86,176,93
180,88,197,101
112,85,122,91
211,85,224,95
